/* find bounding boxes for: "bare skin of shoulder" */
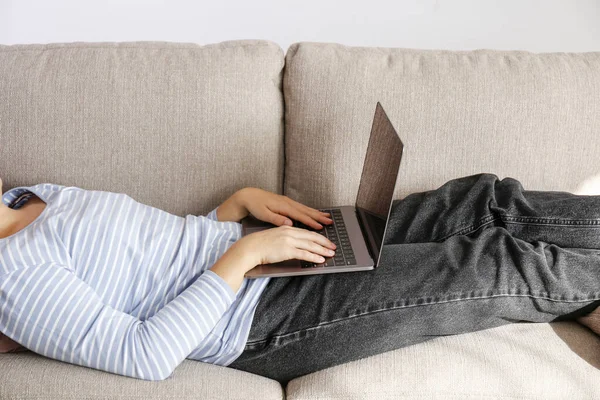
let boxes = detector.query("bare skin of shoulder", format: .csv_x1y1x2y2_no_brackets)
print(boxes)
0,195,46,240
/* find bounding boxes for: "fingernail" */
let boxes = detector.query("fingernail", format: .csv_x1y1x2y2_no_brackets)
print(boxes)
285,220,293,226
318,256,325,262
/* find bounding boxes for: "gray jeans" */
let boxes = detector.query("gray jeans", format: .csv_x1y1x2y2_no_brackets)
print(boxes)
227,173,600,384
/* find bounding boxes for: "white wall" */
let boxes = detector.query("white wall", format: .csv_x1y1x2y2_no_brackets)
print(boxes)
1,0,599,52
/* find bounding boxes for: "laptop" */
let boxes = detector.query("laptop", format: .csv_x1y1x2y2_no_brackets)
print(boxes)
242,101,404,278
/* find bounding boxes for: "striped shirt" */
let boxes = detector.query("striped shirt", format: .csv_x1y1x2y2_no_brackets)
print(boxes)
0,183,271,380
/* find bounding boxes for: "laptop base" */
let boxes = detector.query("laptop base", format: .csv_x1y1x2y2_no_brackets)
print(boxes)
242,205,375,278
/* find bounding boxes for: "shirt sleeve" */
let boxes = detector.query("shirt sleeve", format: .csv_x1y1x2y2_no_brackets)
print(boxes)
205,207,244,239
0,262,236,381
206,207,219,221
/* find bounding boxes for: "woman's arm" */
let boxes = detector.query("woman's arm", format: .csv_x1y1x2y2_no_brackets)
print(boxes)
0,262,243,381
209,241,257,294
207,189,248,223
207,187,332,230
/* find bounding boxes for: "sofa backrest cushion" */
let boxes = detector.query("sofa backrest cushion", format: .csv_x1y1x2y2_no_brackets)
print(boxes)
283,42,600,208
0,40,284,217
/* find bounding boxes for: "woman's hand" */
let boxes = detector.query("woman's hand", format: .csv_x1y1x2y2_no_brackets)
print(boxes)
209,225,338,294
235,225,337,266
237,187,333,230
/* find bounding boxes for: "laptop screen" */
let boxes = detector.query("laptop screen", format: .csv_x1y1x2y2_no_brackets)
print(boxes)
355,102,404,264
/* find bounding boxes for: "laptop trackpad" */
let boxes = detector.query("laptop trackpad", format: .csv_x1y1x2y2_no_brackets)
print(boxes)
241,215,300,267
245,227,270,234
241,214,276,232
241,216,300,267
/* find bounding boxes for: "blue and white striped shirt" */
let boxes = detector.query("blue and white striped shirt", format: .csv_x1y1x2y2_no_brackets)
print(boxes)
0,183,271,380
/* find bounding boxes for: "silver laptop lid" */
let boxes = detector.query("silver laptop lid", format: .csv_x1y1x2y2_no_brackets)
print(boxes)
355,102,404,266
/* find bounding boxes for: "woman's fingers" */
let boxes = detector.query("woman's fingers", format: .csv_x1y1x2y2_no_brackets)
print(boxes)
287,227,336,251
279,198,334,229
296,249,327,263
291,237,336,261
265,208,293,227
273,202,324,229
299,204,332,223
293,201,333,224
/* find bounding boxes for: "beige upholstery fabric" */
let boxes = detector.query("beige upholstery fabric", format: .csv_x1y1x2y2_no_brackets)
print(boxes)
283,42,600,208
1,40,599,398
0,40,285,217
0,352,284,400
287,322,600,400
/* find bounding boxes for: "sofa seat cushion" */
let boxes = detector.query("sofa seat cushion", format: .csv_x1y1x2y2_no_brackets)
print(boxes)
286,321,600,400
0,352,284,399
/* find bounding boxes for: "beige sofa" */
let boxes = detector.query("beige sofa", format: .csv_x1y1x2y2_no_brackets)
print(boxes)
1,40,599,399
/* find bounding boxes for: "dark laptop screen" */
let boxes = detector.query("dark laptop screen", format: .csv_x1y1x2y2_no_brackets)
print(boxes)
360,208,387,249
355,102,404,261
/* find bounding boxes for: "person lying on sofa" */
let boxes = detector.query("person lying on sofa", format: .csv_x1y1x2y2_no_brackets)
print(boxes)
0,174,599,384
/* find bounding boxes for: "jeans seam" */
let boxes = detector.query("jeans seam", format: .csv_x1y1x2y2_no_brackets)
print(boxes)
244,292,600,347
437,214,600,242
501,215,600,226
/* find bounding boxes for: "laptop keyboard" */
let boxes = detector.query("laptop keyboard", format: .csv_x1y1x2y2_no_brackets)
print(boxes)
293,208,357,268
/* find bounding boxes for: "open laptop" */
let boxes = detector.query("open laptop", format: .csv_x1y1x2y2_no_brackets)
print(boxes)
242,101,404,278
